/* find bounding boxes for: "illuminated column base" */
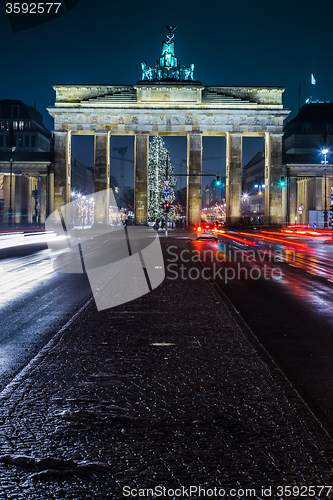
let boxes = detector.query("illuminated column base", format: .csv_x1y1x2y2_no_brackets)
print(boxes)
264,133,284,225
54,131,71,213
94,132,110,225
134,133,149,225
186,132,202,226
225,133,242,227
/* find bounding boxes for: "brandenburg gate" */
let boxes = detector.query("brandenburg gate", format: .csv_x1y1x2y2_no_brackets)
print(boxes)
47,27,289,226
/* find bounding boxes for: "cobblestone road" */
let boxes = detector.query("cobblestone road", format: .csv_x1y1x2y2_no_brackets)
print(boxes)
0,237,333,499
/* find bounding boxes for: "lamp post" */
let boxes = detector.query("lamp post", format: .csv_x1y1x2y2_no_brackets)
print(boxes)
322,148,329,228
254,181,265,225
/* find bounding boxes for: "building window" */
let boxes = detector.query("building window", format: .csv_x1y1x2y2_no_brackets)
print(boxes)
18,135,23,147
302,123,312,133
6,135,16,147
31,135,36,147
324,124,332,133
0,122,5,131
25,135,29,147
12,121,18,130
11,105,19,119
0,136,3,147
303,138,310,147
19,121,24,130
25,121,30,131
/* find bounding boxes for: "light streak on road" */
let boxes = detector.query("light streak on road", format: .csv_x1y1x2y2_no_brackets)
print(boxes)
218,232,256,246
0,231,57,250
0,250,56,307
239,231,308,248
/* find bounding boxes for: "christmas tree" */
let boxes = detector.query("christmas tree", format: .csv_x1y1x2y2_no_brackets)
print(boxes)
148,136,176,222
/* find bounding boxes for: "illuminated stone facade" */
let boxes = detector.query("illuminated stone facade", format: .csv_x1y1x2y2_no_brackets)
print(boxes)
48,83,289,225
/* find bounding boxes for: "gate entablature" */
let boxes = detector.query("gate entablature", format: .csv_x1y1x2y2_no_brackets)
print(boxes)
49,84,287,135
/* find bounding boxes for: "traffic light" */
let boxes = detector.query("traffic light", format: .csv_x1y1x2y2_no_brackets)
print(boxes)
279,175,286,187
215,175,221,186
165,201,171,213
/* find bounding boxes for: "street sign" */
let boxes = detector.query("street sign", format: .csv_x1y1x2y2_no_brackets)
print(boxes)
163,180,171,188
330,194,333,201
312,223,317,229
298,205,304,212
163,189,170,197
330,186,333,193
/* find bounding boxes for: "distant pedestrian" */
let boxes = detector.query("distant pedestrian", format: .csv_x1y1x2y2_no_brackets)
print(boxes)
153,220,159,234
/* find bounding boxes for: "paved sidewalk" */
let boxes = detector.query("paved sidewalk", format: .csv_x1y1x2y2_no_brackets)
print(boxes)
0,237,333,499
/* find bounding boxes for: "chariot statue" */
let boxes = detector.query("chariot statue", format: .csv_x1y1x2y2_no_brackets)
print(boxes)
141,26,195,82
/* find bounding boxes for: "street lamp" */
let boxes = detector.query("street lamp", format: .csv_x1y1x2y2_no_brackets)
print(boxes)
254,181,265,225
322,148,329,228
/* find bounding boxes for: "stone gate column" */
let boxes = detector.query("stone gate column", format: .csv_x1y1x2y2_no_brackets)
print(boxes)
187,132,202,226
225,133,242,226
288,176,297,225
94,132,110,225
40,175,47,224
47,165,54,217
134,133,149,225
54,131,71,213
264,133,284,225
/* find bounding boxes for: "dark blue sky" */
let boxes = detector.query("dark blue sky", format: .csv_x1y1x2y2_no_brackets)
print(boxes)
1,0,332,187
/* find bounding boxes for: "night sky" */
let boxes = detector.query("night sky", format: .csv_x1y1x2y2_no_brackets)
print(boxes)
1,0,332,188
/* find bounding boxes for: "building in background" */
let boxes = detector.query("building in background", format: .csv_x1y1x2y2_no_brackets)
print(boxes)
202,177,225,208
0,100,51,225
0,100,93,226
284,102,333,226
71,158,94,195
241,102,333,227
0,100,50,153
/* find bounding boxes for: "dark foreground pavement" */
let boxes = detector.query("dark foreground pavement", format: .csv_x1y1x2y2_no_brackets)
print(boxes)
1,237,333,500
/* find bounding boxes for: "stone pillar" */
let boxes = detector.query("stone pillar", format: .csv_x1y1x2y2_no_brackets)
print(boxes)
28,177,38,224
40,175,47,224
16,174,29,225
54,131,71,213
288,176,297,225
47,166,55,217
225,133,242,226
14,174,21,225
264,132,271,225
297,178,307,225
315,177,322,210
134,133,149,225
186,132,202,226
264,133,284,225
94,132,110,225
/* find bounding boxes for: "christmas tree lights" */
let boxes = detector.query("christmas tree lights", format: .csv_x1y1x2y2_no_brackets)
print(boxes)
148,136,176,222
